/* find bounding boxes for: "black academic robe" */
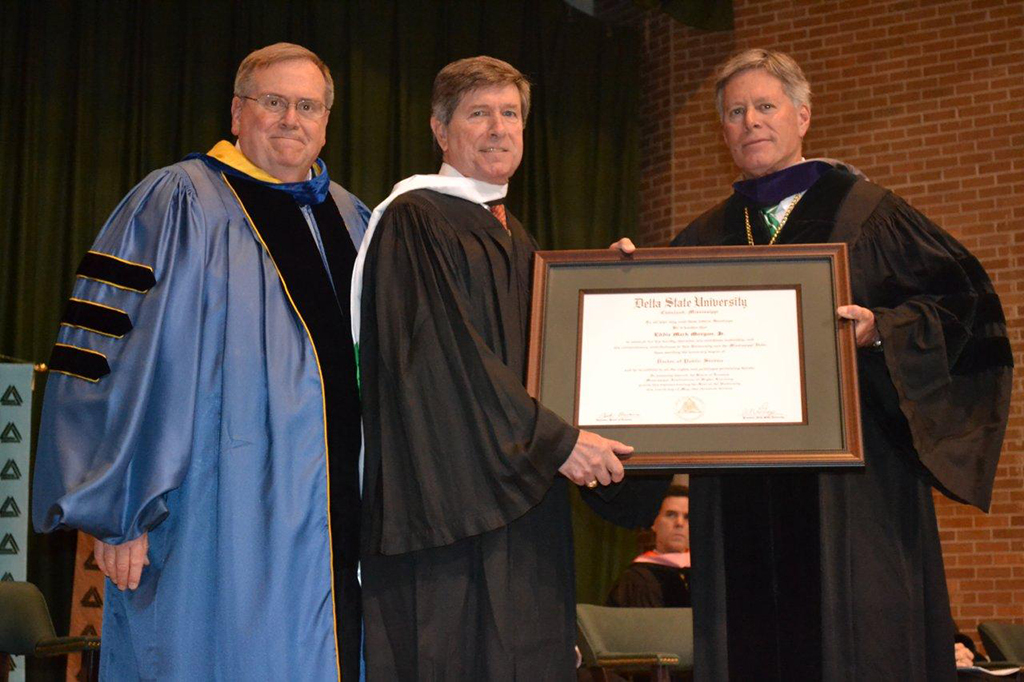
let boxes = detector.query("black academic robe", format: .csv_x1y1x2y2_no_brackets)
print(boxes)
605,562,692,608
671,167,1012,682
359,190,664,681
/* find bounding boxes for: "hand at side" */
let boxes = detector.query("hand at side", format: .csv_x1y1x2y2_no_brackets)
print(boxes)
93,532,150,591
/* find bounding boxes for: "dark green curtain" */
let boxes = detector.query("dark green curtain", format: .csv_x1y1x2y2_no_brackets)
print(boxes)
1,0,640,362
571,486,642,605
1,1,640,671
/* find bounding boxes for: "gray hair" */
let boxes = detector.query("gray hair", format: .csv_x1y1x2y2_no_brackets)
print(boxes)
714,48,811,119
234,42,335,110
431,56,531,126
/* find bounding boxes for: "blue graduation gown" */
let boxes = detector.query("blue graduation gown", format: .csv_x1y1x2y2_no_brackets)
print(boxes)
32,150,368,680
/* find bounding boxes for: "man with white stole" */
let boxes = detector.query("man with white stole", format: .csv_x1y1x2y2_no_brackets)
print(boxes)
353,55,666,680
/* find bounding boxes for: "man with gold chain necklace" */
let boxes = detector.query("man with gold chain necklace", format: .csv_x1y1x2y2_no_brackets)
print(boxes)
622,48,1012,681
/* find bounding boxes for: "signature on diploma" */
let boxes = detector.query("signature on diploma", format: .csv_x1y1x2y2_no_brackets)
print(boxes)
742,403,786,420
595,411,641,422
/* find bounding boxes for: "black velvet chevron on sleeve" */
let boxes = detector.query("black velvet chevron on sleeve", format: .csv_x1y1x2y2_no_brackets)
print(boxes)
61,299,133,338
48,344,111,382
948,255,1013,376
76,251,155,292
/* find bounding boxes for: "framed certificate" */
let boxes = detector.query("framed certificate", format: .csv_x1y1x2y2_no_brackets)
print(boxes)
526,245,864,470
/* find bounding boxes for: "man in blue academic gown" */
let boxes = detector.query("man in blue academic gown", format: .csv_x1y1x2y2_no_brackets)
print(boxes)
32,43,368,680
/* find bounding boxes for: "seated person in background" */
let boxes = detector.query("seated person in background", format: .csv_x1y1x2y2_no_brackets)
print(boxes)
955,638,976,668
606,485,691,607
955,629,984,668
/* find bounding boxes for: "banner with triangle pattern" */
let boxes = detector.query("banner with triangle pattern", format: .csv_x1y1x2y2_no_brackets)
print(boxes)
67,531,105,682
0,364,32,682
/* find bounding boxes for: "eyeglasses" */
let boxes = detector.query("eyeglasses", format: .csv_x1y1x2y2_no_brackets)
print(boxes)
238,93,329,120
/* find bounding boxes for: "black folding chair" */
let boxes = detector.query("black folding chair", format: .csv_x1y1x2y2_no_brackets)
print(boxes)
0,581,100,682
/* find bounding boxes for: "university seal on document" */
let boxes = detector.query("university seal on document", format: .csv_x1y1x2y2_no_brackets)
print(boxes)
674,396,704,421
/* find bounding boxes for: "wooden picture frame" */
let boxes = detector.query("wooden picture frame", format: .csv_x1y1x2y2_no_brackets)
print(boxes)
526,245,864,470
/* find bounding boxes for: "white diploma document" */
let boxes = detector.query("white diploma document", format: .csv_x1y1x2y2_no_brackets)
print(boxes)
576,288,805,426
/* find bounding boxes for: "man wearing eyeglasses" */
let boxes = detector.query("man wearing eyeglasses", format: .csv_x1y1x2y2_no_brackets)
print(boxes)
32,43,368,680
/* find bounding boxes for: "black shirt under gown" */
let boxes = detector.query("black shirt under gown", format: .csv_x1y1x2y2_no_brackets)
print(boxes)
358,189,666,681
671,166,1012,682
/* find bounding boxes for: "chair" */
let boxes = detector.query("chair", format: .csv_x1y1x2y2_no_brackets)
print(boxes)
0,581,100,682
979,621,1024,664
576,604,693,681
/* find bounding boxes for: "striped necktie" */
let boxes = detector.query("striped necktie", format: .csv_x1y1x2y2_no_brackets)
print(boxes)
489,204,510,235
760,205,782,240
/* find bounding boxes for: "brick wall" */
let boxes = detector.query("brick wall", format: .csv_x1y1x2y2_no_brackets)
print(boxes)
598,0,1024,653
